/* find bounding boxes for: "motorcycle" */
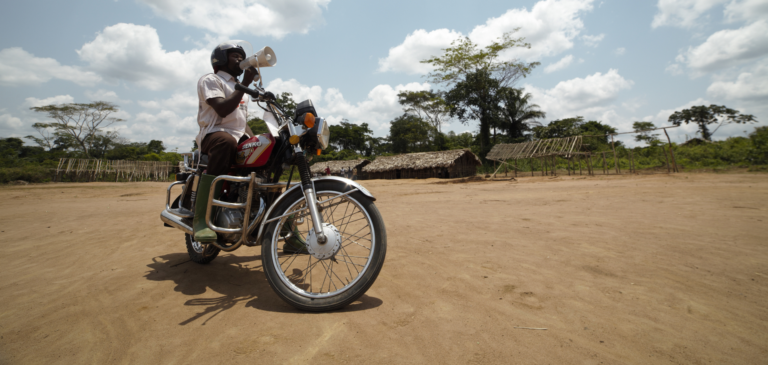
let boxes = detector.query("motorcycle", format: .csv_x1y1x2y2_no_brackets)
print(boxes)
160,51,386,311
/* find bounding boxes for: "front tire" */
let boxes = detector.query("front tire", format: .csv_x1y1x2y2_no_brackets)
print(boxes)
261,180,387,311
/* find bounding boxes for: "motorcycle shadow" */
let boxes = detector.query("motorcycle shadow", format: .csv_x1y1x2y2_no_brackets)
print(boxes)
145,252,382,324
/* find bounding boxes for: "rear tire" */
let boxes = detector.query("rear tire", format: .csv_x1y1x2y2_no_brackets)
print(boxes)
261,180,387,311
185,234,220,264
173,194,221,264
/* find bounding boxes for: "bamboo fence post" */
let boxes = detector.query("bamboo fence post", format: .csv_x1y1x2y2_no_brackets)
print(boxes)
579,155,583,175
552,155,557,176
663,128,679,173
602,152,608,174
663,147,671,173
610,135,619,174
530,159,534,177
515,160,518,178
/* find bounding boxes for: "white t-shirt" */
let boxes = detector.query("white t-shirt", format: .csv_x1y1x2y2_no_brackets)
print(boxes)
196,71,248,147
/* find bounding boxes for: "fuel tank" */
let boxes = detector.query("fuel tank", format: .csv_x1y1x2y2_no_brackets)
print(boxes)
234,133,275,168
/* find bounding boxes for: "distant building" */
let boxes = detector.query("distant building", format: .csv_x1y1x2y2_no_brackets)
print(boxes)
362,149,481,180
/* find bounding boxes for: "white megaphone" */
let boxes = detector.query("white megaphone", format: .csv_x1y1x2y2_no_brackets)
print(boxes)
239,46,277,70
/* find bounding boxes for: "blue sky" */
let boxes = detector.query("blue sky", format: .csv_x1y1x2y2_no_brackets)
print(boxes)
1,0,766,151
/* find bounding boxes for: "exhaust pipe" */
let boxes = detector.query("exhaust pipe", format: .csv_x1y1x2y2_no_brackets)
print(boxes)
161,209,193,235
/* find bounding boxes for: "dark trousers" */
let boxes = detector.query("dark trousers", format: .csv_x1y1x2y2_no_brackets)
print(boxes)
201,131,247,176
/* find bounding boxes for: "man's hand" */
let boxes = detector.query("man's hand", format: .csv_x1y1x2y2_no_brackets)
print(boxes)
242,67,258,86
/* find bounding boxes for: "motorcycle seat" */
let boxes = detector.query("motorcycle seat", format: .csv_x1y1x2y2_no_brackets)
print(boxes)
191,151,209,167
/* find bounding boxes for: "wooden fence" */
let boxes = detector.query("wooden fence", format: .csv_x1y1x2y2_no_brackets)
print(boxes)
54,159,175,182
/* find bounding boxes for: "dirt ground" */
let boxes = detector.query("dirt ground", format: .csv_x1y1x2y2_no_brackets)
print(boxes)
0,173,767,364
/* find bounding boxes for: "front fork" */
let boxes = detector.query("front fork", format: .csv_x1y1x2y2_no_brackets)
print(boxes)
294,149,327,244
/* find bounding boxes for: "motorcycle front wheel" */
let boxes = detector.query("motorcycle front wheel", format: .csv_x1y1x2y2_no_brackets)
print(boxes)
261,180,387,311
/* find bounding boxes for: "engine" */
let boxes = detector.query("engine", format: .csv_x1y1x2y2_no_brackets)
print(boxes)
213,177,267,243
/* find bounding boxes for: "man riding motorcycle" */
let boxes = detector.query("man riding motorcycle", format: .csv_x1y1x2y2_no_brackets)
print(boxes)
184,42,259,243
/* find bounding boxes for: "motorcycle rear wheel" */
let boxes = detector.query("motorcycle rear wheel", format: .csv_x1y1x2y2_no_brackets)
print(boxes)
172,195,221,264
261,180,387,311
185,234,220,264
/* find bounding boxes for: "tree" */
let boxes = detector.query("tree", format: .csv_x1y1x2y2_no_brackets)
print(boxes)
25,123,56,151
668,105,756,141
247,113,270,135
388,114,433,154
749,126,768,165
421,30,539,160
443,69,501,159
29,101,124,157
532,117,585,139
147,140,165,154
632,122,660,145
328,120,373,155
276,92,298,117
397,90,450,133
497,87,545,142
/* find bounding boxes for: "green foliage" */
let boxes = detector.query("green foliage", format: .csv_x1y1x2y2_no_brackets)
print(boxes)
247,117,270,135
389,114,433,154
668,104,757,141
421,30,540,161
421,30,539,87
397,90,450,133
632,122,660,145
328,120,374,155
276,92,298,117
748,126,768,164
496,87,545,142
532,117,585,139
29,101,125,157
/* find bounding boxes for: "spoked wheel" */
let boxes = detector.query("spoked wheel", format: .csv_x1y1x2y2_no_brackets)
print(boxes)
185,234,220,264
261,180,387,311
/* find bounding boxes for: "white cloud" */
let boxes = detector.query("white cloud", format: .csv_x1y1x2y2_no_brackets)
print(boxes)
136,0,331,39
378,0,595,75
707,57,768,102
263,78,324,103
0,114,23,130
77,23,210,91
544,55,574,73
652,0,728,28
138,91,198,113
264,78,430,130
84,89,131,104
468,0,595,60
614,47,626,56
23,95,75,108
0,48,101,87
377,29,463,74
675,20,768,74
724,0,768,23
523,69,634,120
582,34,605,47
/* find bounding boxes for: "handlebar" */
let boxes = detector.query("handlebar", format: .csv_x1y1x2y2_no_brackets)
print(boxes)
235,83,261,99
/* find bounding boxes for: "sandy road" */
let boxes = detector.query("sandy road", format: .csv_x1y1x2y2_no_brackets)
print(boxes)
0,173,767,364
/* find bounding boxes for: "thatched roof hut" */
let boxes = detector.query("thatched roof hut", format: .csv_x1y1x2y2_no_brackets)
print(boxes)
362,149,481,180
310,159,370,175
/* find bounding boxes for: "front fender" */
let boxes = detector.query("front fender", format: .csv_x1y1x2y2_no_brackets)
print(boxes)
254,176,376,244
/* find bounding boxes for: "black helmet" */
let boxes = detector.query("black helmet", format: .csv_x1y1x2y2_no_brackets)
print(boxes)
211,41,247,69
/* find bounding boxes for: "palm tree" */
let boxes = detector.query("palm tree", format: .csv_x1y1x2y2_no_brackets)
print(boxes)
497,88,546,142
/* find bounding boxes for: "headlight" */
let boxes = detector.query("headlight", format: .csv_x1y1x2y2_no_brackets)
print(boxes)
316,117,330,150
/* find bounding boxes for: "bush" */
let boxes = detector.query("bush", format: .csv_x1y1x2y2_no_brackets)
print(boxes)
0,166,54,184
